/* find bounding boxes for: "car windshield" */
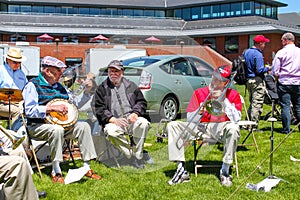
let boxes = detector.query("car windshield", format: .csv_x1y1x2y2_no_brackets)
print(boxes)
122,57,161,67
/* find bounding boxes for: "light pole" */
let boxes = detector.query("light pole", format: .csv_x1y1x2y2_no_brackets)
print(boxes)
180,41,185,54
54,38,60,58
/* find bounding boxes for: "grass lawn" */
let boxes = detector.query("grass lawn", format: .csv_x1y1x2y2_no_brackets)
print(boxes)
31,85,300,200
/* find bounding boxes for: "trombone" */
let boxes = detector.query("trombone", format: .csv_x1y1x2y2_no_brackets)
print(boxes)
175,71,237,150
0,125,25,150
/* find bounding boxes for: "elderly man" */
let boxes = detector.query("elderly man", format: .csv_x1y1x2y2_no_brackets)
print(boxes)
93,60,152,168
272,32,300,134
0,47,27,125
167,65,241,187
22,56,101,184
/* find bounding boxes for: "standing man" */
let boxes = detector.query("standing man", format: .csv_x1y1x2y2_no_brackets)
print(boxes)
244,35,272,131
22,56,102,184
0,47,27,124
272,32,300,134
93,60,151,168
167,65,241,186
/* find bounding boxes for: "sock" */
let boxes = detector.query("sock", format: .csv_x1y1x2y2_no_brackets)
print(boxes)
83,161,91,170
177,161,184,170
52,161,61,175
221,163,230,175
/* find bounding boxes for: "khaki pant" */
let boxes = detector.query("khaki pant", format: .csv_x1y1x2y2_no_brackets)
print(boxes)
167,121,240,165
0,102,20,125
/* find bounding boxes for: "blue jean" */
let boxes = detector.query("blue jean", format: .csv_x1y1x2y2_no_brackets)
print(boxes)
277,83,300,133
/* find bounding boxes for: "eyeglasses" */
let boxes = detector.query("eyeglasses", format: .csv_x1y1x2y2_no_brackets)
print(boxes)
12,61,21,65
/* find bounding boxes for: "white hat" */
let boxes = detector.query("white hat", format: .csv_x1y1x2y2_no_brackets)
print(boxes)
5,47,27,62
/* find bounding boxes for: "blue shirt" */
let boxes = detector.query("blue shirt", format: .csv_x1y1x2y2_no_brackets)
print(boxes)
0,63,27,90
244,48,269,78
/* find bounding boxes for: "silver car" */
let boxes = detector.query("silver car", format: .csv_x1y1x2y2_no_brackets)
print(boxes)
96,55,215,120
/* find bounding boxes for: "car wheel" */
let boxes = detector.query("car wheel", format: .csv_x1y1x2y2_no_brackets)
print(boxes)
160,96,178,120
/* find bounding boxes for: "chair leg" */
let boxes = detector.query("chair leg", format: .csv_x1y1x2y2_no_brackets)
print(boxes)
29,143,43,178
234,153,239,178
64,140,76,166
251,131,259,152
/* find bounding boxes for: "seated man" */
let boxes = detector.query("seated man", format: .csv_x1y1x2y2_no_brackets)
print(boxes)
22,56,102,184
92,60,152,168
167,65,242,186
0,47,27,125
0,126,46,199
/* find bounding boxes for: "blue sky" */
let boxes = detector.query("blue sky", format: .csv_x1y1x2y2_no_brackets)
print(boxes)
278,0,300,13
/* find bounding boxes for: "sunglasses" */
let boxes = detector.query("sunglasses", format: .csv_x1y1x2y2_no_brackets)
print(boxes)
12,61,21,65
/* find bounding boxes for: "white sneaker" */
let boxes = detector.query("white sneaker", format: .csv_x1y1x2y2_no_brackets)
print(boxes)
220,170,233,187
168,169,190,185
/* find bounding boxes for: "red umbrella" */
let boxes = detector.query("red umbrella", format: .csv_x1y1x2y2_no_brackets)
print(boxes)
145,36,161,42
91,34,108,42
38,33,54,41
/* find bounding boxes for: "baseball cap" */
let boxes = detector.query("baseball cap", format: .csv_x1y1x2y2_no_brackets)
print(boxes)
253,35,270,43
213,65,231,82
108,60,124,70
41,56,66,68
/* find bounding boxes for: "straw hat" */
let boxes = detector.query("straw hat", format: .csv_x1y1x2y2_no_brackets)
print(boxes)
5,47,27,62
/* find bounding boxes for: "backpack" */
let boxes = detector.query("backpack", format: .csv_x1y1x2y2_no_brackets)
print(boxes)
232,53,248,85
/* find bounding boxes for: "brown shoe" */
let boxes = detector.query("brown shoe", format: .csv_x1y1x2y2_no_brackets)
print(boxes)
51,173,65,184
85,170,102,180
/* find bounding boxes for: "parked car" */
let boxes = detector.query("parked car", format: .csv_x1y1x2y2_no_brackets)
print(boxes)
96,55,216,120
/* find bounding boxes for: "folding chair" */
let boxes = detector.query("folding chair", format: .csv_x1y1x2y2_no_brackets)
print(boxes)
193,139,239,177
237,95,259,152
20,114,76,178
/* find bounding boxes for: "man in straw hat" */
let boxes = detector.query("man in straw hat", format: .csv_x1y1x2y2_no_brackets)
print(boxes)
0,47,27,125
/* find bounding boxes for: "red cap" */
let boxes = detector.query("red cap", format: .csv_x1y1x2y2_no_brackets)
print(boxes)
213,65,231,81
253,35,270,43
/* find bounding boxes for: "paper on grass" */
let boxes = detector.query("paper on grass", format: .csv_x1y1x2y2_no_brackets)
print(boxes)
290,155,300,162
246,178,281,192
64,167,89,184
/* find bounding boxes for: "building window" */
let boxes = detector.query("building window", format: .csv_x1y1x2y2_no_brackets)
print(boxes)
202,6,211,18
191,7,200,20
79,7,89,15
202,37,216,50
212,5,220,18
220,4,230,17
255,2,262,15
134,9,143,17
10,35,26,42
231,3,242,16
182,8,191,20
8,5,20,12
155,10,165,18
20,5,31,13
90,8,100,15
144,10,155,17
32,6,44,13
123,9,133,16
174,9,181,19
225,36,238,54
242,1,252,15
44,6,55,13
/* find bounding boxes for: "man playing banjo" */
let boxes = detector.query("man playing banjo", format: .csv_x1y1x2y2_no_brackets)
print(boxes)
22,56,102,184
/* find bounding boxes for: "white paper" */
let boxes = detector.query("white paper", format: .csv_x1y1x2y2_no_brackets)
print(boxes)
290,155,300,162
246,177,281,192
64,167,89,184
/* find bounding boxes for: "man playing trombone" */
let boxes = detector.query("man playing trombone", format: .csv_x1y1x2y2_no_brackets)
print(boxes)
167,65,242,187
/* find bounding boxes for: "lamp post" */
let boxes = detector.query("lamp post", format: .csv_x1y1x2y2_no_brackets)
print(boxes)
54,38,60,58
180,41,185,54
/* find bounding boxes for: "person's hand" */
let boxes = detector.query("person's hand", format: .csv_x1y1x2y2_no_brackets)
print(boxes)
83,79,93,94
114,117,129,128
47,104,68,115
127,113,138,123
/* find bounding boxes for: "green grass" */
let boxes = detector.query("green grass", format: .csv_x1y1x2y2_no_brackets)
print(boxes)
29,85,300,200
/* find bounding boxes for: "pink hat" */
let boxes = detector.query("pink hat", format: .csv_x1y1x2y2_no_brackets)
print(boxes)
213,65,231,81
253,35,270,43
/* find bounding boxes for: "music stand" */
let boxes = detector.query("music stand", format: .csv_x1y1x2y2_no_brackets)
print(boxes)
0,88,23,130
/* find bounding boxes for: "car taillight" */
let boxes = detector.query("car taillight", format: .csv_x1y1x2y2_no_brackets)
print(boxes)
139,70,152,90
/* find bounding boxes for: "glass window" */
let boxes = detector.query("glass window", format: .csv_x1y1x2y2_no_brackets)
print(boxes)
32,6,43,13
10,35,26,42
212,5,220,18
191,7,200,20
144,10,155,17
202,37,216,50
243,1,252,15
174,9,181,19
189,58,213,77
155,10,165,18
55,7,61,14
68,7,78,15
202,6,211,18
45,6,56,13
265,5,272,17
225,36,238,54
79,7,89,15
261,3,266,16
8,5,20,12
100,8,108,15
271,7,277,18
220,4,230,17
182,8,191,20
90,8,100,15
255,2,261,15
20,5,31,13
231,3,242,16
123,9,133,16
134,9,143,17
63,36,78,43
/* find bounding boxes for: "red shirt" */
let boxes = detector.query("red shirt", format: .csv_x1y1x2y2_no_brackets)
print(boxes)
186,86,242,122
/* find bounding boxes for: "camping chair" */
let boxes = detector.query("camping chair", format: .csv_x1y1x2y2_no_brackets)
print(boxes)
237,95,259,152
19,113,76,178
